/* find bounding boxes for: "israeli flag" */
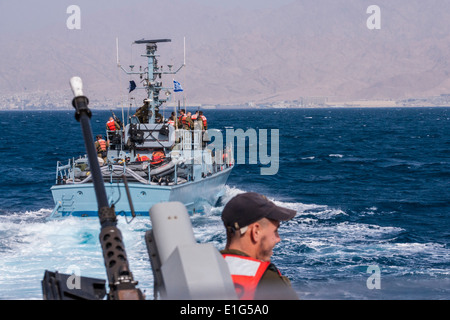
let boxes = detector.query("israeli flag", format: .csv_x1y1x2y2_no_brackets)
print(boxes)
173,80,183,92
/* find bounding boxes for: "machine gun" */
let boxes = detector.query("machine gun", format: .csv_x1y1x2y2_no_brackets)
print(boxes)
42,77,144,300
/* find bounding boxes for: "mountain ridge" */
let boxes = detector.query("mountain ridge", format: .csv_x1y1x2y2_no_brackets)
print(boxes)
2,0,450,105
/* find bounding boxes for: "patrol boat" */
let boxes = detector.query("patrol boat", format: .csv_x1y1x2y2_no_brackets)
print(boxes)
49,39,234,218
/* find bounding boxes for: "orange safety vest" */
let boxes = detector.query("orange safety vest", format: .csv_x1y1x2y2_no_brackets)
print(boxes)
98,139,107,151
151,150,165,165
107,119,117,131
200,115,207,128
222,254,270,300
181,115,187,125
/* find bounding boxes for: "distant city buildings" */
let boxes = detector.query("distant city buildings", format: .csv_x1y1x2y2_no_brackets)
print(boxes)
1,91,450,111
0,90,117,110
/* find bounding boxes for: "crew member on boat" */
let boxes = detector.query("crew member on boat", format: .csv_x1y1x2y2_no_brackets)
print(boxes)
167,112,177,127
106,117,120,131
199,111,207,130
190,110,207,130
95,134,109,165
178,109,186,124
106,116,121,147
135,99,150,123
220,192,299,300
183,111,194,130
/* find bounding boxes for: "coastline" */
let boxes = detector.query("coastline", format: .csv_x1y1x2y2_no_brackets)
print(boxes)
323,99,450,108
210,99,450,110
2,97,450,111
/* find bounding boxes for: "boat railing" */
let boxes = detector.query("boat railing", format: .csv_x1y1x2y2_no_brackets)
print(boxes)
55,160,72,185
55,155,91,185
173,128,234,173
106,128,125,151
54,126,234,186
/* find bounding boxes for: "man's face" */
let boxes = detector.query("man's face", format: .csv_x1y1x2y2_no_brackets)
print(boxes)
256,218,281,262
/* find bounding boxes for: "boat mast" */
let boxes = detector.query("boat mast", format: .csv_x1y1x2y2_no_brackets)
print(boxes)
118,38,185,124
142,40,163,124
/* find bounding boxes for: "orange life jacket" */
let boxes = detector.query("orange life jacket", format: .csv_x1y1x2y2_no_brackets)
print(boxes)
98,139,107,151
222,254,270,300
107,119,117,131
168,119,175,126
151,151,165,165
181,115,187,125
136,154,150,162
200,115,207,128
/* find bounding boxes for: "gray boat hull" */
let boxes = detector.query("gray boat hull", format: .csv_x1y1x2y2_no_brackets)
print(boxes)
50,166,232,217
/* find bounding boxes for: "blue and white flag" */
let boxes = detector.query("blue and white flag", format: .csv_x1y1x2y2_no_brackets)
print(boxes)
173,80,183,92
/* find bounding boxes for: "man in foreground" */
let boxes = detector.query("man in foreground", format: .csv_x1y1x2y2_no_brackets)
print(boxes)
221,192,299,300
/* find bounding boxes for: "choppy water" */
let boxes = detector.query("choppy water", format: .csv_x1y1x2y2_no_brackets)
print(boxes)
0,107,449,299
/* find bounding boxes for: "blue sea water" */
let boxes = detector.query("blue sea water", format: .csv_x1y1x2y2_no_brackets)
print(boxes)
0,107,449,300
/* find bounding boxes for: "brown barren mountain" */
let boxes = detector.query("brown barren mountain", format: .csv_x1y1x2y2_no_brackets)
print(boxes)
1,0,450,105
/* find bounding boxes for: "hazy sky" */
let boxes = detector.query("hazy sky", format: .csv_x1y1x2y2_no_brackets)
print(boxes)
0,0,295,34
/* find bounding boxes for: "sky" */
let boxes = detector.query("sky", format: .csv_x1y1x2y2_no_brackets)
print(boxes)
0,0,295,34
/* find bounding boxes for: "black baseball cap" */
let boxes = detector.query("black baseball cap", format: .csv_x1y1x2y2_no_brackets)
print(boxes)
222,192,297,231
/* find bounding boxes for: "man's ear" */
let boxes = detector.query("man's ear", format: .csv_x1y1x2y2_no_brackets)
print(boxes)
250,222,261,243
